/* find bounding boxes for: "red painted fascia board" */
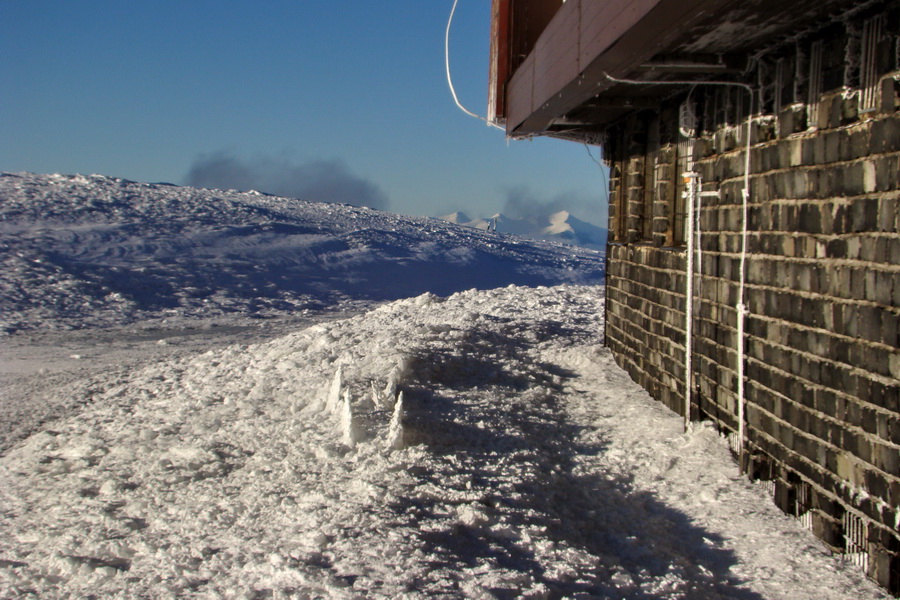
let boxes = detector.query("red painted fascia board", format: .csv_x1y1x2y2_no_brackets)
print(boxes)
488,0,512,124
505,0,734,136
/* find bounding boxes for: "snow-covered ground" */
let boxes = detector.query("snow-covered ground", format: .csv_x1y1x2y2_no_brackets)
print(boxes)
0,174,889,598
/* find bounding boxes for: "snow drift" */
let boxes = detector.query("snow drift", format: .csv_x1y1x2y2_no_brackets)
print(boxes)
0,286,886,599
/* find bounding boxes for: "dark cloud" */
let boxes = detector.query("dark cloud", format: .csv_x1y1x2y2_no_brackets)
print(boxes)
185,152,389,210
502,185,606,225
184,152,258,193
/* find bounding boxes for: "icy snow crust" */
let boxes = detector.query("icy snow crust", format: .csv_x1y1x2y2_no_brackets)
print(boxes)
0,286,888,598
0,173,602,334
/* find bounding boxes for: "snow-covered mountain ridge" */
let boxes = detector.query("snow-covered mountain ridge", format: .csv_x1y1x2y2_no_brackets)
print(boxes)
439,210,607,250
0,173,603,333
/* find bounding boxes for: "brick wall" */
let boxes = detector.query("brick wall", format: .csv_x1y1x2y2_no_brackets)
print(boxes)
604,31,900,593
606,244,688,416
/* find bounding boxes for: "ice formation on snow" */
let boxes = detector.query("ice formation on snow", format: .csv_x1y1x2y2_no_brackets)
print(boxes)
385,391,405,450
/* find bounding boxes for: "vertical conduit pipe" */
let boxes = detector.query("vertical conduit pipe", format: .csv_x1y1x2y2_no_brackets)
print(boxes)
683,172,697,432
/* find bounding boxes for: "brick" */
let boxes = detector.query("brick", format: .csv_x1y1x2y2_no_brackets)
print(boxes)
825,95,843,129
874,156,899,193
880,76,900,118
893,272,900,306
870,115,900,154
874,443,900,477
859,306,884,344
831,202,850,234
865,468,889,500
816,95,834,131
841,94,860,126
890,415,900,445
869,546,900,594
850,198,880,232
847,128,870,161
825,130,842,163
798,203,823,233
841,162,866,196
881,384,899,413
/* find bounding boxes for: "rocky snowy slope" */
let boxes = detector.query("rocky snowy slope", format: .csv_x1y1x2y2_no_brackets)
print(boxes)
0,173,603,333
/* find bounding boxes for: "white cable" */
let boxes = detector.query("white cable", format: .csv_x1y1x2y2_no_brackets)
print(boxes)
445,0,504,129
696,184,703,316
734,93,754,474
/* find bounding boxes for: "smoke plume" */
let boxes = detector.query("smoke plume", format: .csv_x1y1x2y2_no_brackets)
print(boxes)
185,152,389,210
502,185,606,225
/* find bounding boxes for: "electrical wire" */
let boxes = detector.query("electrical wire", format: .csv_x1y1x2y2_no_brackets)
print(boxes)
445,0,504,129
583,143,612,248
584,143,610,195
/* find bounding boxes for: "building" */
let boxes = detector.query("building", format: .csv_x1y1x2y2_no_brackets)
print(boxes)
489,0,900,592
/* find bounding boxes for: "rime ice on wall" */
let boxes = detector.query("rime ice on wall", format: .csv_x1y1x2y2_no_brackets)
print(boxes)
604,10,900,592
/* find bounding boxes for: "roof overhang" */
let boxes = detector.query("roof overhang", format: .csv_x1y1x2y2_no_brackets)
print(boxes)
490,0,864,139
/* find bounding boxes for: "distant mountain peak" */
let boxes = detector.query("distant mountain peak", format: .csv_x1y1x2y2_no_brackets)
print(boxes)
437,209,607,251
438,211,471,224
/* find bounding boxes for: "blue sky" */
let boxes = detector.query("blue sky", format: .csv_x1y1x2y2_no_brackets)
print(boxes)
1,1,609,225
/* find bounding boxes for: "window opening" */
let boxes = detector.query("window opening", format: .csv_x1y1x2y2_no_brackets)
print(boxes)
671,98,697,246
679,99,698,138
642,118,661,241
808,40,824,126
654,151,670,243
844,20,863,90
758,60,776,114
795,480,813,531
794,41,809,107
613,129,628,243
843,511,869,573
822,31,846,92
860,14,885,113
673,136,694,246
774,58,785,113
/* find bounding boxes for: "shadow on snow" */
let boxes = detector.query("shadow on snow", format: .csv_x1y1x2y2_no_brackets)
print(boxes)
387,325,763,600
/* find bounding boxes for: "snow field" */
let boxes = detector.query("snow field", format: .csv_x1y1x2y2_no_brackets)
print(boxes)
0,285,888,599
0,173,604,333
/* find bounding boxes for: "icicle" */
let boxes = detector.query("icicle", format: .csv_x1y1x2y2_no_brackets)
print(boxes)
364,381,381,412
341,389,362,447
385,391,405,450
382,375,397,411
382,355,411,411
324,365,343,414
